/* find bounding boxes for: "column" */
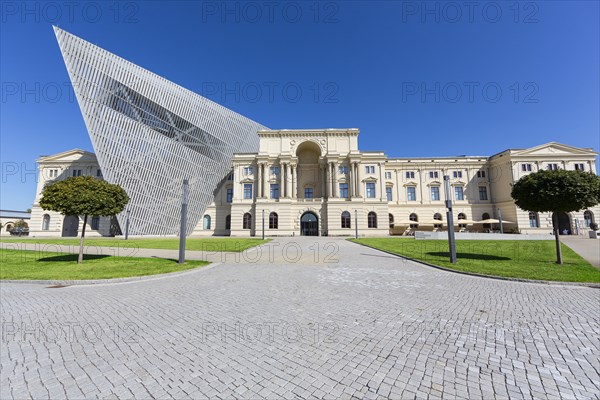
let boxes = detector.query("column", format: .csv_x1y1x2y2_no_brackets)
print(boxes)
332,162,337,198
291,165,297,198
283,163,289,198
280,162,285,199
379,162,385,201
322,164,327,198
257,162,262,198
348,161,353,199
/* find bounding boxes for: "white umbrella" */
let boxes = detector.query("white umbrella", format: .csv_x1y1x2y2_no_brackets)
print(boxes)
455,218,478,224
393,219,420,226
419,219,445,225
478,218,516,224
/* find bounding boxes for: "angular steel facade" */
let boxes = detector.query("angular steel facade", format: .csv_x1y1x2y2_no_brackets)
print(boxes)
54,27,266,236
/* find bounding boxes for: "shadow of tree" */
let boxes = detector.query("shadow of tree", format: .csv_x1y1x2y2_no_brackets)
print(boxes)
37,254,111,262
426,252,511,261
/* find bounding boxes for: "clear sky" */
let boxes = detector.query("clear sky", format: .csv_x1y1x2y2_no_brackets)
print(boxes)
1,1,598,210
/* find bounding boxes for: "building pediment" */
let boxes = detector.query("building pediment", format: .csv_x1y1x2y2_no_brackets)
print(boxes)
37,148,97,163
403,180,418,187
513,142,597,157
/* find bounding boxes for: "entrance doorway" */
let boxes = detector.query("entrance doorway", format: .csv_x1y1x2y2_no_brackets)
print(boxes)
300,212,319,236
62,215,79,237
553,212,571,235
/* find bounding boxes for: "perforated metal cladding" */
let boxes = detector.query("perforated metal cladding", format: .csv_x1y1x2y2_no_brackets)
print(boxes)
54,27,265,235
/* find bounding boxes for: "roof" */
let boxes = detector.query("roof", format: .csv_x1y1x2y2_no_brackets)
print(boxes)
0,210,31,219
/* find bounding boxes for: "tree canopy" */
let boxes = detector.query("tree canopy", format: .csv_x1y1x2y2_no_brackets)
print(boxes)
40,176,129,217
511,169,600,213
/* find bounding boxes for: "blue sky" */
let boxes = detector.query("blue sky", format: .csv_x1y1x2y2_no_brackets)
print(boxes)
1,1,598,210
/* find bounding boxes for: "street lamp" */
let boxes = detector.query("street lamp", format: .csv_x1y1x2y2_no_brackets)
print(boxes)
354,209,358,239
262,209,265,240
178,179,189,264
443,176,457,263
498,208,504,234
124,208,131,240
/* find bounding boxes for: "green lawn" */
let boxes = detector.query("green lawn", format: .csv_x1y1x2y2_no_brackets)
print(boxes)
0,248,208,280
1,237,270,252
349,238,600,283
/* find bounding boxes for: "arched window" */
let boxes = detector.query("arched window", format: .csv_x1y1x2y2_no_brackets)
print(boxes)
203,215,211,230
341,211,351,229
243,213,252,229
225,215,231,230
409,213,418,229
389,213,394,228
6,224,13,232
91,216,100,230
42,214,50,231
457,213,466,228
528,212,539,228
368,212,377,228
482,213,491,229
583,210,594,228
269,212,278,229
433,213,443,228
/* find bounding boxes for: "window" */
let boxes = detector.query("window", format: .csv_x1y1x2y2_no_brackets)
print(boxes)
243,166,253,175
405,171,415,179
409,213,418,228
458,213,467,228
479,186,488,201
482,213,491,229
339,183,348,199
368,212,377,228
304,187,313,199
203,215,211,230
584,210,593,228
521,164,532,172
528,212,539,228
477,170,486,178
91,216,100,230
407,186,416,201
96,169,103,178
243,183,253,199
48,169,58,178
72,169,82,177
226,188,233,203
385,171,392,179
365,165,375,174
389,213,394,228
269,212,278,229
453,171,462,178
243,213,252,229
431,186,440,201
386,186,393,201
575,163,585,171
366,182,376,198
270,166,280,175
227,172,234,180
341,211,351,228
42,214,50,231
547,163,558,171
433,213,443,228
429,171,439,179
454,186,464,200
270,183,280,199
339,166,348,175
225,215,231,230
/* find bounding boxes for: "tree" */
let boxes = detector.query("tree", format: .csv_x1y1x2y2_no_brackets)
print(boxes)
40,176,129,264
511,169,600,264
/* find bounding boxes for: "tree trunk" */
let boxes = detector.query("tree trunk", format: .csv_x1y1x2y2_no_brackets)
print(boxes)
78,214,87,264
552,212,563,265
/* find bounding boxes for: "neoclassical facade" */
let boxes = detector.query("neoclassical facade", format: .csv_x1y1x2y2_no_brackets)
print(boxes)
29,130,598,238
195,129,598,237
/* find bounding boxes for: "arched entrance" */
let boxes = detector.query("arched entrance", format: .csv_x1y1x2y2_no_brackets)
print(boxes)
552,212,571,235
300,212,319,236
62,215,79,237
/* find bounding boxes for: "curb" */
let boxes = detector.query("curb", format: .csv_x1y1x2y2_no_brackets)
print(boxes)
0,262,219,286
348,240,600,288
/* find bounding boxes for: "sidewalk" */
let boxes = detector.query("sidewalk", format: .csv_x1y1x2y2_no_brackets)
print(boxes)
561,236,600,267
